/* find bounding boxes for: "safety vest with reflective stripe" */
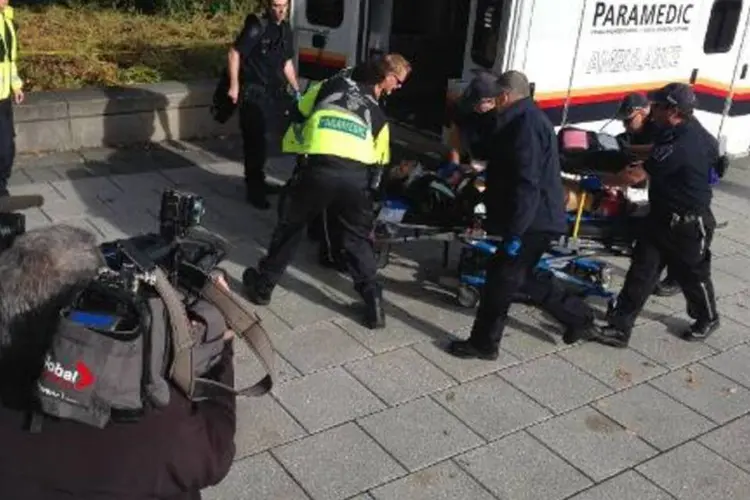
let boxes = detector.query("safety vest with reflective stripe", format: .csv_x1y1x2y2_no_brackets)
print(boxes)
0,6,21,101
282,75,390,166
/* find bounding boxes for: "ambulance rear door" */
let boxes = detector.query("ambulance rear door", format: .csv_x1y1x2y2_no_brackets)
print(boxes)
292,0,369,84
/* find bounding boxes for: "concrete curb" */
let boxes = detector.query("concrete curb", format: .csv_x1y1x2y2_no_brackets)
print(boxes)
15,80,239,154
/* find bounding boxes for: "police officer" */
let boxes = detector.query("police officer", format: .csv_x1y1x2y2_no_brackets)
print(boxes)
448,71,599,361
596,82,721,348
615,92,683,298
227,0,300,210
242,55,412,329
0,0,23,196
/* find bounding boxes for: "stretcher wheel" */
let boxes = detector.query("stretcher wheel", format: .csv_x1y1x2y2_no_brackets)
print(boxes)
457,285,480,308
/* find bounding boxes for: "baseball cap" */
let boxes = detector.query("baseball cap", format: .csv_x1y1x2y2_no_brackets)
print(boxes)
648,82,697,114
615,92,649,119
462,70,502,104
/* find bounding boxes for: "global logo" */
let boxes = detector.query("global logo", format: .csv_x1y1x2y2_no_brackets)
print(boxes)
43,355,95,391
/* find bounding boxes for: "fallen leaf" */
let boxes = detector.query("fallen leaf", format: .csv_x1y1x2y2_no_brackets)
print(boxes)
685,367,699,387
445,392,456,402
615,367,633,384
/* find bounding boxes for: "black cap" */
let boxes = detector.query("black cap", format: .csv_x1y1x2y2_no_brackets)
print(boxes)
615,92,649,119
462,70,502,105
648,82,696,114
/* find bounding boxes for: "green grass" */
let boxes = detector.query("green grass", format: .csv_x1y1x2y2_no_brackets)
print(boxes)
16,4,259,91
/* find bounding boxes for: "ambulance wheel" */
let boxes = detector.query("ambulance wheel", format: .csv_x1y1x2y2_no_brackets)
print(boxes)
457,285,480,308
375,243,391,269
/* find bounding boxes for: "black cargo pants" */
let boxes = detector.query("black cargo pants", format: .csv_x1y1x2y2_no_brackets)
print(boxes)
468,232,595,350
0,98,15,196
258,158,379,295
609,209,718,332
239,85,287,191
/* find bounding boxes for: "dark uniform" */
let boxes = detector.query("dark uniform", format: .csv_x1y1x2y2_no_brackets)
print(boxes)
598,83,720,348
243,68,390,329
232,13,295,209
449,77,599,361
615,93,683,297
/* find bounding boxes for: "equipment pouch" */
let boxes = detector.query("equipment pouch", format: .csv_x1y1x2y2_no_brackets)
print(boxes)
36,316,145,429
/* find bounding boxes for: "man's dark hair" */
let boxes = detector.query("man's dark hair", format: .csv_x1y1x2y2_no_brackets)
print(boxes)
0,225,103,356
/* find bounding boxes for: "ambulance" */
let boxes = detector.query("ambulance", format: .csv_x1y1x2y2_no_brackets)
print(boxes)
290,0,750,157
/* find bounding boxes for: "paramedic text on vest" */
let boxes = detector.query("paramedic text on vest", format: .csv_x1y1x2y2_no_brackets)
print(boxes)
596,83,720,349
447,71,602,362
615,92,681,299
0,1,23,197
242,55,412,330
227,0,300,210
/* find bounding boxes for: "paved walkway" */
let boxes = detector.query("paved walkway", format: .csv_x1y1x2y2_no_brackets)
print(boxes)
11,139,750,500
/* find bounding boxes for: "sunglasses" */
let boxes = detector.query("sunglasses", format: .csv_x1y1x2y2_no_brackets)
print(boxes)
390,73,404,87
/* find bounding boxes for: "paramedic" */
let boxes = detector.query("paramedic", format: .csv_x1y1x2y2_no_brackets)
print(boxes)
0,0,23,196
616,92,681,298
242,54,412,330
448,70,599,361
596,83,720,348
311,58,408,271
227,0,300,210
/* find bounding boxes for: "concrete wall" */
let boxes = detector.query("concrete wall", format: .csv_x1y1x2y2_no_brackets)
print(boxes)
14,80,240,154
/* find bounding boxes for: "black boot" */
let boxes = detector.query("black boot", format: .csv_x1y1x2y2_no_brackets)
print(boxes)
242,267,273,306
593,326,631,348
682,316,720,341
562,321,601,345
654,277,680,297
361,285,386,330
246,186,271,210
446,340,499,361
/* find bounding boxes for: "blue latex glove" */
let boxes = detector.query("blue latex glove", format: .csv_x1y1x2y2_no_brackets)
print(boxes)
503,236,522,257
709,167,720,186
294,91,301,102
580,176,603,192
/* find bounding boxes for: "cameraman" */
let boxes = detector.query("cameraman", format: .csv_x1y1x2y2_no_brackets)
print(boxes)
0,225,237,500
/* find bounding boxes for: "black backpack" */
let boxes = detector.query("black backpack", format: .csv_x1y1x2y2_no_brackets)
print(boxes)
210,14,269,124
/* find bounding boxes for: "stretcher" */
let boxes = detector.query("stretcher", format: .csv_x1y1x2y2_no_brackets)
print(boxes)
371,161,625,307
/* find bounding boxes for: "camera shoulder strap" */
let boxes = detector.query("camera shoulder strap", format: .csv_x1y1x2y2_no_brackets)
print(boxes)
199,279,275,397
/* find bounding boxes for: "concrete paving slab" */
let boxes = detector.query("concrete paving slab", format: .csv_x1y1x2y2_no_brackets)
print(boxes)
650,364,750,424
701,344,750,389
345,348,456,406
628,321,718,369
499,354,613,413
434,374,551,441
369,460,495,500
594,384,716,451
272,423,406,500
567,470,676,500
412,338,520,383
529,406,657,481
455,431,593,500
637,441,750,500
275,367,386,433
699,414,750,473
358,397,484,472
559,342,668,390
716,292,750,328
233,395,307,459
332,316,430,354
203,452,310,500
271,321,371,375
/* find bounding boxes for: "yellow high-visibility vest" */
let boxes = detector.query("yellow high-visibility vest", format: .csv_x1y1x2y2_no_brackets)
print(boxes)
0,6,21,101
282,77,390,166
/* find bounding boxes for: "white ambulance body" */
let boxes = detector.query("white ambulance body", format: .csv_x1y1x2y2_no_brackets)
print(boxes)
291,0,750,157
